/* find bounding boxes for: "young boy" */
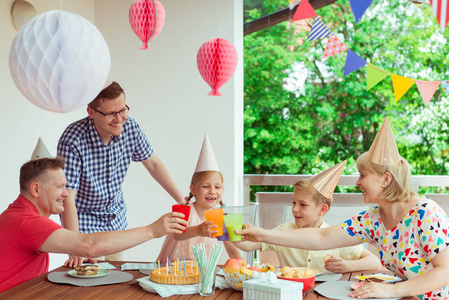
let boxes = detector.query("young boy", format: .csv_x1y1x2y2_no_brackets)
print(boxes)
235,161,381,273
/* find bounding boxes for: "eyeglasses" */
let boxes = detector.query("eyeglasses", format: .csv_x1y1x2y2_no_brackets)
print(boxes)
92,105,130,121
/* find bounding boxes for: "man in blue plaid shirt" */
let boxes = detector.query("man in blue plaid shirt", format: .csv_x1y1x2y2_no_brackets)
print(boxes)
57,81,184,267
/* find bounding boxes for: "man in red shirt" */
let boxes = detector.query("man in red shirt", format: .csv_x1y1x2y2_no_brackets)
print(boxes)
0,158,187,292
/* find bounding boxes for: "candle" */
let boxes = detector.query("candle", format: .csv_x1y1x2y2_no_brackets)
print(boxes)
166,260,168,276
158,260,160,274
168,259,171,274
190,260,193,274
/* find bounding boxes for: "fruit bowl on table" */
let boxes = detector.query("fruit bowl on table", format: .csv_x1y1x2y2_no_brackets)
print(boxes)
223,269,254,291
222,258,274,291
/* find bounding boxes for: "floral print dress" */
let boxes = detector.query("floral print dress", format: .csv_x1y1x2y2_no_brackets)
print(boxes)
341,198,449,300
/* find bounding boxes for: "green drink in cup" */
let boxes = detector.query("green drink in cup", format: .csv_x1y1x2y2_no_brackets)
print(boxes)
223,213,243,242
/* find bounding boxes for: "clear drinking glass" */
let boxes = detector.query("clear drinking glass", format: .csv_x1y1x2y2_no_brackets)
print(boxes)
198,266,217,296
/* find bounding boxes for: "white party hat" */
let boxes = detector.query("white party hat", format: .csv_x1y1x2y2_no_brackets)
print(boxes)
31,137,52,160
195,134,219,172
309,160,346,199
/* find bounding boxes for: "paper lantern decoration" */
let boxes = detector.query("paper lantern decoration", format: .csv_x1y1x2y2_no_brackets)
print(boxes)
9,10,111,113
197,38,238,96
129,0,165,50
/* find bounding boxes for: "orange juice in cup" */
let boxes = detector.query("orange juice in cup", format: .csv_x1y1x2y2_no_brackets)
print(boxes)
204,208,224,237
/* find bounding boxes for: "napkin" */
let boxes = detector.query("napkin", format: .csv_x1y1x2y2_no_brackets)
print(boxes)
354,273,402,283
137,276,230,298
121,262,157,271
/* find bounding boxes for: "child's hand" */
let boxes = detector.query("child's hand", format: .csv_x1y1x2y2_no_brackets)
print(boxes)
323,255,348,273
200,221,218,238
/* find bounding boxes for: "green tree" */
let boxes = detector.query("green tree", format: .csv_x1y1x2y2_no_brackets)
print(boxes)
244,0,449,190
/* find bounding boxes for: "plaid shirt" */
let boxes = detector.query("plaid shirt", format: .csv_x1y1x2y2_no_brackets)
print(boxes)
57,116,153,233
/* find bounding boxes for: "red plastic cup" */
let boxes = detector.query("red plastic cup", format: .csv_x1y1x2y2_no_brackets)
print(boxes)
172,205,191,233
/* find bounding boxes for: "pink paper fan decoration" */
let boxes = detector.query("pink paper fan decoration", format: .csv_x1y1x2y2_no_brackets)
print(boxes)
197,38,238,96
129,0,165,50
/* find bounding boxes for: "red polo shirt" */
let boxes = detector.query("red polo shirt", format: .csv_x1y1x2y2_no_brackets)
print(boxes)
0,195,62,292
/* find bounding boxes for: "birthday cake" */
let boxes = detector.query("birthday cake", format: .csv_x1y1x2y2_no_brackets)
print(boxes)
150,261,200,285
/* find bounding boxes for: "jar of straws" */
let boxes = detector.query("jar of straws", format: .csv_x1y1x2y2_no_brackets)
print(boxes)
192,243,223,296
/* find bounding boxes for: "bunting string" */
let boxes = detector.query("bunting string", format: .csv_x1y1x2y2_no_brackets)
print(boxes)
290,0,447,106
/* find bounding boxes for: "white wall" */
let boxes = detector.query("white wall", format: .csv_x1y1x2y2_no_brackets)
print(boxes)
0,0,243,269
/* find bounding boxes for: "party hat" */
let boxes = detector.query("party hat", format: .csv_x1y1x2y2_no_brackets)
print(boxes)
31,137,52,160
195,134,219,172
367,116,400,166
309,160,346,199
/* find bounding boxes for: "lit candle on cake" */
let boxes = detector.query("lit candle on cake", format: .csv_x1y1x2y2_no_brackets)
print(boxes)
158,260,160,274
168,259,171,274
166,260,168,276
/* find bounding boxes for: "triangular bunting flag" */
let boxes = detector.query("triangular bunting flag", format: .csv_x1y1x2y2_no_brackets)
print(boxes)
391,74,415,102
441,79,449,95
415,80,441,106
289,0,300,10
430,0,449,32
307,17,332,42
323,34,348,58
349,0,374,23
367,64,390,90
344,50,367,76
292,0,317,21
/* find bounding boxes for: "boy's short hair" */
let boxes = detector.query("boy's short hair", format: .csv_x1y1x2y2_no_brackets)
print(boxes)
88,81,125,109
356,152,415,203
293,179,332,209
20,158,65,192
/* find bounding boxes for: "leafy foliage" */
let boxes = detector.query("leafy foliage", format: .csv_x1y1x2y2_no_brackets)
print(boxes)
244,0,449,194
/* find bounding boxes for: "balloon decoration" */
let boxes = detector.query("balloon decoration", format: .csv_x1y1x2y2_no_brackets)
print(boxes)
9,10,111,113
196,38,238,96
129,0,165,50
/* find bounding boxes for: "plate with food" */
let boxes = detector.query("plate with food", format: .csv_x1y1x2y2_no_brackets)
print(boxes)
68,265,110,279
290,267,324,276
68,269,110,279
354,273,402,283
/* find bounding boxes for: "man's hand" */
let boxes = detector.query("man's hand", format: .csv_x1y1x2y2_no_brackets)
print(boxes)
235,223,264,243
64,256,97,268
149,212,188,238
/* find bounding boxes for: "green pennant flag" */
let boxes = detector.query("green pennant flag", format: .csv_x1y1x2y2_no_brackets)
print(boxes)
367,63,389,90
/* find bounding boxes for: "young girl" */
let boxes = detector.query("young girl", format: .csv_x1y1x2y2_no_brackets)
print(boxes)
156,136,241,262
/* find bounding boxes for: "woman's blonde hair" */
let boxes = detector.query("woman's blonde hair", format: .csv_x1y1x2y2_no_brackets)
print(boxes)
356,152,416,203
186,170,224,206
293,179,332,209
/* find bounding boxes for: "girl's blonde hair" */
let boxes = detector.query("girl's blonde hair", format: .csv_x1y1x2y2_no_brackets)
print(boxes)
293,179,332,209
186,170,224,206
356,152,416,203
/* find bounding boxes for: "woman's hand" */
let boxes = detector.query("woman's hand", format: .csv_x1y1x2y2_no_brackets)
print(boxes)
349,282,396,299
